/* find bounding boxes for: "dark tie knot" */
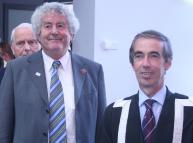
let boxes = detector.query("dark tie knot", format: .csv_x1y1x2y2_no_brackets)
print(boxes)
52,61,61,69
144,99,155,109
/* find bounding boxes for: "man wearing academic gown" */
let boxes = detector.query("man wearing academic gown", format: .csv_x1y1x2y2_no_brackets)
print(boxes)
99,30,193,143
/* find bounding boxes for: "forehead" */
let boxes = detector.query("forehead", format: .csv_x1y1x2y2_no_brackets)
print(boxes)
42,12,68,24
134,38,164,53
14,27,35,41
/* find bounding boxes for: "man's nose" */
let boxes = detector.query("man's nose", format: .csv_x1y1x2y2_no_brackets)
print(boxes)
24,42,31,50
142,56,151,67
51,26,59,34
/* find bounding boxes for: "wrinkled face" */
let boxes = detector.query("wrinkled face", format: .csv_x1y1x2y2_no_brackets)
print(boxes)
38,12,72,60
11,27,40,57
132,38,171,91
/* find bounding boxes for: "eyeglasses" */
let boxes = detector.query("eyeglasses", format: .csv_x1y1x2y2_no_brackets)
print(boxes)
15,40,38,48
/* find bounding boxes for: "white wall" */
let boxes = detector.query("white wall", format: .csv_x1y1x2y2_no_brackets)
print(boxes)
73,0,193,104
73,0,95,60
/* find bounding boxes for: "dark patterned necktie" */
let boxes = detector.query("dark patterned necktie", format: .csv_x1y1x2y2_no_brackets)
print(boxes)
142,99,156,143
49,61,67,143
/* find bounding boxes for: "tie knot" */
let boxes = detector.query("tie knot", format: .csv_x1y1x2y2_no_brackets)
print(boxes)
144,99,155,109
52,61,61,70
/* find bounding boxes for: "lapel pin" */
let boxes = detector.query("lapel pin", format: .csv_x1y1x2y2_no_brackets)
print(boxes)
35,72,41,77
80,68,87,75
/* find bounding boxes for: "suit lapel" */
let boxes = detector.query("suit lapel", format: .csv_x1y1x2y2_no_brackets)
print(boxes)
126,95,144,143
153,90,174,143
26,52,87,106
26,51,48,105
71,54,87,105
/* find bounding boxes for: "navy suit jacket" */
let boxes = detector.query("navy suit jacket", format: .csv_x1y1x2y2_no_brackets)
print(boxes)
99,89,193,143
0,51,106,143
0,67,5,84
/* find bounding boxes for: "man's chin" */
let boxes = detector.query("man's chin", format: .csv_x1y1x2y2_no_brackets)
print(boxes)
49,46,63,51
139,81,154,88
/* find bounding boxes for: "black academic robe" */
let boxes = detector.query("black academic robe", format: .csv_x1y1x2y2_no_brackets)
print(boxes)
99,89,193,143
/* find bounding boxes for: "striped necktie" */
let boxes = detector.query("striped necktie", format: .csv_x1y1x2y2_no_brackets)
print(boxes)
49,61,67,143
142,99,156,143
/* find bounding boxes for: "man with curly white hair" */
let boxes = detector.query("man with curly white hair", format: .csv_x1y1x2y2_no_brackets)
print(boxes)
0,2,106,143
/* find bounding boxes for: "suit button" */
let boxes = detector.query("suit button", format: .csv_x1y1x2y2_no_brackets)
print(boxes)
43,132,47,137
46,109,49,114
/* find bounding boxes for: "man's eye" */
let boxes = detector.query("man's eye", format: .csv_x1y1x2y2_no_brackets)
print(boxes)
58,24,64,28
16,41,25,46
57,23,66,29
134,54,143,59
28,40,37,45
150,53,160,58
44,24,51,29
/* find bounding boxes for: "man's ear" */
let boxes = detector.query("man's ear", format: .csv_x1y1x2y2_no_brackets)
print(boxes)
165,59,172,70
11,45,15,55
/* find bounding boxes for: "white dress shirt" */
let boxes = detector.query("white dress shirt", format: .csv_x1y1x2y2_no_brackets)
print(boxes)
139,86,167,126
42,50,76,143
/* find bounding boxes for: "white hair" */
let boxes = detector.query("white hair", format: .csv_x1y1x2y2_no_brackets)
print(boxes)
11,23,33,43
31,2,80,36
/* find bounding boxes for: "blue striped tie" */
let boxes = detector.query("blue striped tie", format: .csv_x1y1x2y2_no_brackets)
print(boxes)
49,61,67,143
142,99,156,143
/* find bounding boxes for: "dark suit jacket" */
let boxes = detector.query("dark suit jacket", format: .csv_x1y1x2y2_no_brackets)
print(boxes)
0,51,106,143
99,89,193,143
0,67,5,84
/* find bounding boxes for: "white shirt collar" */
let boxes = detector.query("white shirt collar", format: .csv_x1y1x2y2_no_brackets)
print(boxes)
139,86,167,107
42,49,70,72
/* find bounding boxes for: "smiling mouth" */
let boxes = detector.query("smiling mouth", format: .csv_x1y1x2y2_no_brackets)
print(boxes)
49,39,61,41
141,72,153,78
141,72,152,75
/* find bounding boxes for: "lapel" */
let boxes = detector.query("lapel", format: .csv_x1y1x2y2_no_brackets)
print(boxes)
71,53,87,105
26,51,48,105
125,95,144,143
153,89,174,143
